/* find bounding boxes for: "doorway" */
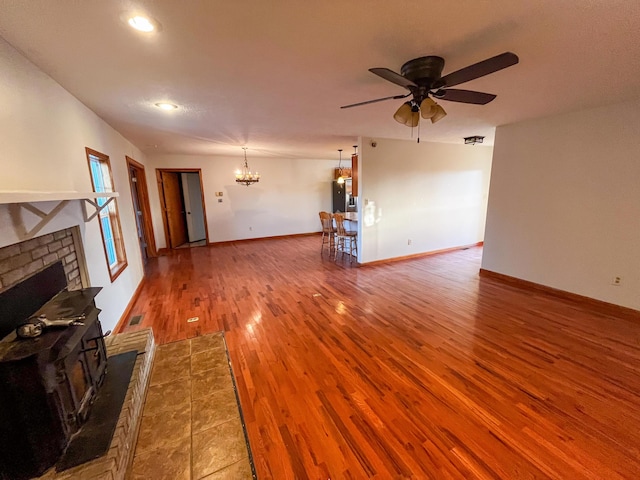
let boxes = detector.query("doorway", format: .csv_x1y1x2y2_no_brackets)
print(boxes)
156,168,209,249
126,157,156,264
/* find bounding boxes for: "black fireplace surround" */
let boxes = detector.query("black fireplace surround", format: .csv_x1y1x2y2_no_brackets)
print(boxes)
0,261,107,479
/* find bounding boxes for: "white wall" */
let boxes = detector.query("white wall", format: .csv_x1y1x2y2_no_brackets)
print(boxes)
482,99,640,311
0,37,148,331
148,154,341,245
359,137,493,263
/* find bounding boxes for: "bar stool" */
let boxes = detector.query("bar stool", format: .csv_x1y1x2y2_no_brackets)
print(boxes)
333,213,357,262
318,211,336,256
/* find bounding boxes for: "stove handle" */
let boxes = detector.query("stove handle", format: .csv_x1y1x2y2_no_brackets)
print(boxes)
81,334,107,357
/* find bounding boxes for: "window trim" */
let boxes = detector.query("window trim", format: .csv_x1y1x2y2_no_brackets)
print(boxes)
85,147,128,282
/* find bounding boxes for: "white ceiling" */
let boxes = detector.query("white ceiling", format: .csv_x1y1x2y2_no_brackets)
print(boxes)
1,1,640,159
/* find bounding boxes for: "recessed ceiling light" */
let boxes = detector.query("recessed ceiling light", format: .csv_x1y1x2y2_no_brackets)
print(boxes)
155,103,178,111
128,15,157,32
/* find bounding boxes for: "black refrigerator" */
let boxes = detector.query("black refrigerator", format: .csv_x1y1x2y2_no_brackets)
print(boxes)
332,180,356,213
332,181,346,213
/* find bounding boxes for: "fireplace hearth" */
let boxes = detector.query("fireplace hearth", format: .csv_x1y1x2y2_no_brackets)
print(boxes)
0,261,107,480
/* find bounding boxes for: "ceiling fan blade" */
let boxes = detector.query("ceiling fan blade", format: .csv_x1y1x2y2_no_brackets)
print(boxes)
434,52,519,89
340,93,410,109
432,89,496,105
369,68,417,89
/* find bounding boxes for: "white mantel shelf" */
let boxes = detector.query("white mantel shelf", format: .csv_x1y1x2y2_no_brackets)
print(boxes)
0,191,120,240
0,191,118,204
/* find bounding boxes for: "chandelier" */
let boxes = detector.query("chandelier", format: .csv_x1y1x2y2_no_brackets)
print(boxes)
235,147,260,186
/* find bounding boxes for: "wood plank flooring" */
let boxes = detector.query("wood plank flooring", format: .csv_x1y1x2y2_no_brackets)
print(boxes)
122,237,640,479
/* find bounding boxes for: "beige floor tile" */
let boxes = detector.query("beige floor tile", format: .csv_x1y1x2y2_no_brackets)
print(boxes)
191,364,233,399
156,339,191,361
191,347,228,374
130,438,191,480
154,351,188,371
150,354,191,386
132,333,254,480
135,402,191,454
190,333,225,354
192,418,248,479
143,378,191,416
192,387,240,434
199,457,253,479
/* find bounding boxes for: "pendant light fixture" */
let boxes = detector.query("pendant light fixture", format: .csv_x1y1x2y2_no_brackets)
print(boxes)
235,147,260,186
336,149,345,185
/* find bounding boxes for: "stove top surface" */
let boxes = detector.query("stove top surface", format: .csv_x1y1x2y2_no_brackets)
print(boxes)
0,287,102,361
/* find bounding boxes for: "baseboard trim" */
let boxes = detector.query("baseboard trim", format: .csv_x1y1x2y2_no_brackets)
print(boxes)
113,277,146,334
479,268,639,320
157,248,170,256
361,242,484,267
210,231,321,246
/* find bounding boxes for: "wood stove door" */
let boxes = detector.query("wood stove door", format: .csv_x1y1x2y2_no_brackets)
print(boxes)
54,343,90,435
57,311,107,429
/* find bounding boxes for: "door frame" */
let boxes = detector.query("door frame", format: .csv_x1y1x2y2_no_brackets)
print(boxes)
126,156,157,258
156,168,209,248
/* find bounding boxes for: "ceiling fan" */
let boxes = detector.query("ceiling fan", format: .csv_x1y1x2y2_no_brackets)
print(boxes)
341,52,519,128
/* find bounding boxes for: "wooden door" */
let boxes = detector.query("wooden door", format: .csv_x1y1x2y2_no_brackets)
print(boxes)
160,171,188,248
129,166,148,264
126,157,157,259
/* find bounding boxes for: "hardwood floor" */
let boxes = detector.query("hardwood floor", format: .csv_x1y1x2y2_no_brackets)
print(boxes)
123,237,640,479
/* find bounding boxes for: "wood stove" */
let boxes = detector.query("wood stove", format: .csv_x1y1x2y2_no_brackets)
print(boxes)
0,261,108,480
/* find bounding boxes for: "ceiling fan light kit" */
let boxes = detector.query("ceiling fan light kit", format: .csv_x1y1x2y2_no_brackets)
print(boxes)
419,98,437,119
430,104,447,124
393,102,411,124
393,102,420,127
342,51,519,137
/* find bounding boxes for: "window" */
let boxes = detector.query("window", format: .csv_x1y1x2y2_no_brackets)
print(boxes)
85,148,128,282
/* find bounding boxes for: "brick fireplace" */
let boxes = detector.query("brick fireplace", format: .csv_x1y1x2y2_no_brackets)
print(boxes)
0,227,155,480
0,228,106,479
0,227,86,293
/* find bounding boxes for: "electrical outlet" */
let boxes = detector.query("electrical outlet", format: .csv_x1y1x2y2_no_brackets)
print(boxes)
612,276,622,286
407,239,412,245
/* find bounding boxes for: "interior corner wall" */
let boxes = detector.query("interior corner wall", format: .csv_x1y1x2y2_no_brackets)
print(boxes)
147,154,341,246
482,99,640,311
359,137,493,263
0,36,148,331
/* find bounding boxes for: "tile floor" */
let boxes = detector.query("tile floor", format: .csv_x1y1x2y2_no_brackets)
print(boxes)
130,333,254,479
